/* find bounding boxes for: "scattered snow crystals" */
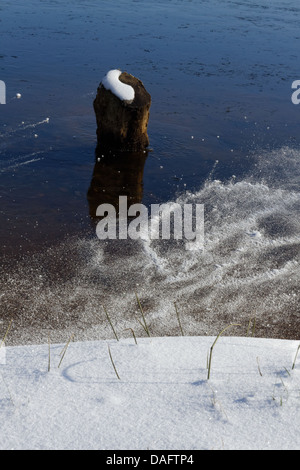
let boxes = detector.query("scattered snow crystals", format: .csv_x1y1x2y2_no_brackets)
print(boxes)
102,69,135,103
247,230,262,238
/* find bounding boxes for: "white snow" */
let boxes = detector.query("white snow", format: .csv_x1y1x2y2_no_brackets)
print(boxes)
102,69,135,103
0,335,299,450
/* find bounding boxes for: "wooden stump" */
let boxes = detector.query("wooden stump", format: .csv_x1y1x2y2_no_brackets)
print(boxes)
93,70,151,151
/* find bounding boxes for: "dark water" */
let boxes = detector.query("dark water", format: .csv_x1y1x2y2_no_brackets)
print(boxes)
0,0,300,344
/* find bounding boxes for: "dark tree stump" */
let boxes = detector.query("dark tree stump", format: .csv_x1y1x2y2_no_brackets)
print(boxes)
93,70,151,151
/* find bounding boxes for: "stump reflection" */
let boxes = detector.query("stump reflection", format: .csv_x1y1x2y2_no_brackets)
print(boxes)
87,145,148,220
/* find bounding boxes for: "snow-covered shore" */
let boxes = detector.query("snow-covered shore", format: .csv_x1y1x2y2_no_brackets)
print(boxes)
0,335,299,450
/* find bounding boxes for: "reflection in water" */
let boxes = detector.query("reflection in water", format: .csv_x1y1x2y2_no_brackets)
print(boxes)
87,145,148,220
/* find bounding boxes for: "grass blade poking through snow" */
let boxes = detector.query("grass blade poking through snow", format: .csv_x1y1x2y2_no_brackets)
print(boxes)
0,319,13,349
246,317,256,337
124,328,138,345
103,306,119,341
58,333,74,369
256,357,263,377
174,301,184,336
108,345,121,380
292,344,300,370
207,324,241,380
135,292,150,337
48,334,51,372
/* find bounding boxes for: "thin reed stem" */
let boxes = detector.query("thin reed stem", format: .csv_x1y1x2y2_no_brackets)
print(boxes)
48,334,51,372
58,333,74,369
246,317,256,337
207,323,241,380
108,345,121,380
103,306,119,341
256,356,263,377
292,344,300,370
174,301,184,336
124,328,138,345
135,292,150,337
0,319,13,349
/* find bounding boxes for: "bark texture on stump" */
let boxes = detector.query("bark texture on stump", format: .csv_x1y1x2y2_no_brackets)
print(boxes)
93,71,151,151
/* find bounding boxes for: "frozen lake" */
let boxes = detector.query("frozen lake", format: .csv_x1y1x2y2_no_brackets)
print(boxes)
0,0,300,345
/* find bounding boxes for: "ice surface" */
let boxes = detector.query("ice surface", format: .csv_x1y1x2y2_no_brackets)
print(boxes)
1,147,300,346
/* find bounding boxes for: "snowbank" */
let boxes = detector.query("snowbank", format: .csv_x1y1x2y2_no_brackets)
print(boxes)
0,335,299,450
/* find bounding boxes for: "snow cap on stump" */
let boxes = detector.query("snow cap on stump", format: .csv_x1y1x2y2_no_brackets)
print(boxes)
94,69,151,151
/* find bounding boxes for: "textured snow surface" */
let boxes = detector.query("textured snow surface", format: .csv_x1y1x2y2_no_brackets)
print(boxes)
0,335,299,450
